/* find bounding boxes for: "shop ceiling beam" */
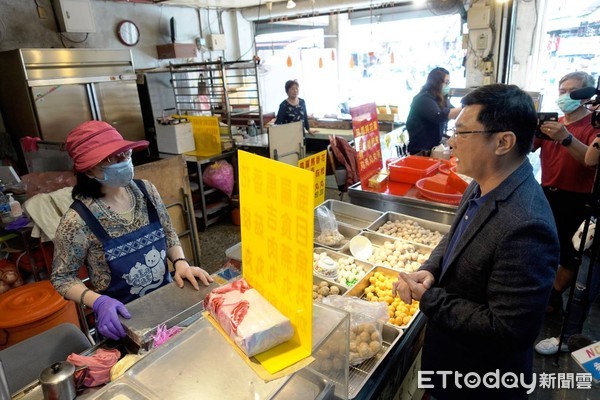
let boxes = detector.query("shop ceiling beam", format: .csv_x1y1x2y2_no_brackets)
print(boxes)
242,0,417,22
108,0,170,4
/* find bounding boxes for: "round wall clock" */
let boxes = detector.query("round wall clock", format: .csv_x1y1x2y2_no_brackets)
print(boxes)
117,20,140,47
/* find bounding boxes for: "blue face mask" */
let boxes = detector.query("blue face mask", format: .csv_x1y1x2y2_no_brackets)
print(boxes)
556,93,581,114
96,158,134,187
443,85,451,96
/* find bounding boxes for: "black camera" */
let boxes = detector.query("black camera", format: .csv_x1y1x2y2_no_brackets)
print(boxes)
534,112,558,140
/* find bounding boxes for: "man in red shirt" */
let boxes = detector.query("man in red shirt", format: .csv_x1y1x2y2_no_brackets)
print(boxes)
532,72,598,355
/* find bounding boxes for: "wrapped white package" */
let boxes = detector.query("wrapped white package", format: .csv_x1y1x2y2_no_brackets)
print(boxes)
204,279,294,357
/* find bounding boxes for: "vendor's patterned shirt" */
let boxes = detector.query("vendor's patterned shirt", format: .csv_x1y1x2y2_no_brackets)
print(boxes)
51,179,180,297
275,98,310,132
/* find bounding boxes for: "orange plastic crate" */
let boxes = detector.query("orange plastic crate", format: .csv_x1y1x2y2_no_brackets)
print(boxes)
389,156,441,184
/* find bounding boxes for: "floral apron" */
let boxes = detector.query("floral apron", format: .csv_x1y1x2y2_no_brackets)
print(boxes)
71,180,171,303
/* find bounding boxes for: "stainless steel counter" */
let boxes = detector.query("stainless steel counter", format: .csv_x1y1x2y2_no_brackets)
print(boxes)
236,133,269,148
89,302,348,400
348,182,457,225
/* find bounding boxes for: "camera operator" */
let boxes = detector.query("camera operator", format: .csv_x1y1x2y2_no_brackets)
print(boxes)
536,139,600,355
533,71,600,355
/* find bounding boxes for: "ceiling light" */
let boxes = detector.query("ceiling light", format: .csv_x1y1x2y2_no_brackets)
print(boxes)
287,0,296,9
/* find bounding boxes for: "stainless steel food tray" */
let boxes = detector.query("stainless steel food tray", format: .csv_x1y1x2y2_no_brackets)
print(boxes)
314,274,349,298
367,211,450,248
346,265,420,331
317,200,383,229
314,220,362,252
313,248,375,289
84,380,159,400
267,368,336,400
114,316,287,399
343,231,432,269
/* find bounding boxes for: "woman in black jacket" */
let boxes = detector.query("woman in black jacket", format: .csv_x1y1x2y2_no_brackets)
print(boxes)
406,67,461,155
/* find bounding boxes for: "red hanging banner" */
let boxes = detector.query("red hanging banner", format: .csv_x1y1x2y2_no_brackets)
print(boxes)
350,103,383,185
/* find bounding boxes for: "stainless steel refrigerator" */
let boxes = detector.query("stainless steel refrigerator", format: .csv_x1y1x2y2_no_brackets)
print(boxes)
0,48,145,172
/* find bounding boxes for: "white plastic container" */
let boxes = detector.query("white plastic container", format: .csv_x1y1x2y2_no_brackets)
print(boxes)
7,194,22,218
155,122,195,154
431,144,451,160
314,256,338,279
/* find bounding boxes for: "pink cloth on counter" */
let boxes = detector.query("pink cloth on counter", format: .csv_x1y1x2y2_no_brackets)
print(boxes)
67,348,121,387
152,323,183,348
21,136,41,152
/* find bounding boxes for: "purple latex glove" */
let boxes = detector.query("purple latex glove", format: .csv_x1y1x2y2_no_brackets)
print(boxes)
5,215,30,230
92,295,131,340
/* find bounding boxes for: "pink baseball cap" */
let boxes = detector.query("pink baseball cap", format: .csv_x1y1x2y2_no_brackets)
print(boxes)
66,121,149,172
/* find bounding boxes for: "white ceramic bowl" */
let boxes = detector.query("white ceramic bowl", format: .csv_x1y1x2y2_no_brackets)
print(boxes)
349,236,373,260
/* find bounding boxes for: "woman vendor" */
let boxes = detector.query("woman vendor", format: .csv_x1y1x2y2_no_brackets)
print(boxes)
275,79,319,135
406,67,461,155
51,121,213,340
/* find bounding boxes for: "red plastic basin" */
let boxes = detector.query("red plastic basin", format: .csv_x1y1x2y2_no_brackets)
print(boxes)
415,174,464,205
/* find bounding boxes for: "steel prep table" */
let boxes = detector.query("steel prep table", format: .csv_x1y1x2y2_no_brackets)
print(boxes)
347,182,458,226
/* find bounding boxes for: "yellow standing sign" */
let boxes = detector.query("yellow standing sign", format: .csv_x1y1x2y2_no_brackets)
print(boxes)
298,150,327,208
238,151,314,373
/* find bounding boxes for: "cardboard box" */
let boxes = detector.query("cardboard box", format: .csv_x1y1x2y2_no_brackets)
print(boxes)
378,113,399,122
156,43,197,59
156,123,196,154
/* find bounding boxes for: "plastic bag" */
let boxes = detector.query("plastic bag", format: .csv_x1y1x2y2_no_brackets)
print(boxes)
0,257,24,295
202,160,234,198
323,295,388,365
315,206,344,247
573,218,595,251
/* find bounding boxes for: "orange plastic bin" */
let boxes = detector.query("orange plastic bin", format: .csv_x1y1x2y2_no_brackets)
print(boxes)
0,281,80,350
389,156,441,184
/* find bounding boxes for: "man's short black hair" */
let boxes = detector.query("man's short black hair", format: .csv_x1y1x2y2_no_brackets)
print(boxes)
461,84,537,157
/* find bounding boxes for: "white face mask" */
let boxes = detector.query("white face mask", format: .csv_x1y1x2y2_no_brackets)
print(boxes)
95,158,134,187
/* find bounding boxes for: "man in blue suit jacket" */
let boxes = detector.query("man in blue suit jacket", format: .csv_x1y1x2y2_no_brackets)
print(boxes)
394,84,559,400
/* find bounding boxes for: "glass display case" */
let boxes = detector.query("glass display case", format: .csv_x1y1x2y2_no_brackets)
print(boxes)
308,302,350,399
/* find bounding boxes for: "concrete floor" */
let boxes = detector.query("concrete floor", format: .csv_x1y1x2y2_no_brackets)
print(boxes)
197,217,241,275
531,296,600,399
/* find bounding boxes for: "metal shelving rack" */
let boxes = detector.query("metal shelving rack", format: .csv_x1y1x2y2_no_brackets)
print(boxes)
168,59,264,229
168,58,265,139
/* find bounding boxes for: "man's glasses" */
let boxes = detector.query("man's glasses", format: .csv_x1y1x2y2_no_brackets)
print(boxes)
450,128,503,138
104,149,132,165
